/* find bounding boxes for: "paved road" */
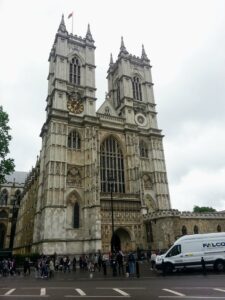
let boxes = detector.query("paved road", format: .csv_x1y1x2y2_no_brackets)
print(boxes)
1,265,225,299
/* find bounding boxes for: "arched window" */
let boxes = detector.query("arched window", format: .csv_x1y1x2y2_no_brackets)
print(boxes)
217,224,222,232
132,77,142,101
0,189,8,205
69,57,81,85
0,223,6,249
139,141,148,158
194,225,199,234
73,202,80,228
0,210,8,218
100,136,125,193
68,130,81,150
15,190,21,206
105,106,110,115
182,225,187,235
116,81,121,106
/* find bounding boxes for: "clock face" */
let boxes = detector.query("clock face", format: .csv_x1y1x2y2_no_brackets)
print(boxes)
135,113,147,127
67,93,84,114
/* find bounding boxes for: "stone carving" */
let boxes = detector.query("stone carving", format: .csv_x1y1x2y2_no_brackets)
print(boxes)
143,174,152,189
67,167,82,187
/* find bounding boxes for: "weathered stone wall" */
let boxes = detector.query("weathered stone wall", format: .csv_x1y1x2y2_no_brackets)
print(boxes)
144,210,225,251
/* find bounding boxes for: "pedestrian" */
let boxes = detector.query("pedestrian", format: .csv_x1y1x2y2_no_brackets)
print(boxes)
128,252,135,276
116,251,124,276
73,257,77,271
201,257,206,275
150,251,157,270
49,259,54,278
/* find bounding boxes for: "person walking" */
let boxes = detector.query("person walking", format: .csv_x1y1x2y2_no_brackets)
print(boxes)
201,257,207,275
49,259,54,278
150,251,157,270
116,251,124,276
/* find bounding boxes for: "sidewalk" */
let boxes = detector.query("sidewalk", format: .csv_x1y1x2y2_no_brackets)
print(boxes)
0,261,157,281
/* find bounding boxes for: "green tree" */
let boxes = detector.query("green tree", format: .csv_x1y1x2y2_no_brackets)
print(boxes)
193,206,216,213
0,106,15,184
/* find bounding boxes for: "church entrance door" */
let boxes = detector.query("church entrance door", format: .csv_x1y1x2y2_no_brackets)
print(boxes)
114,228,131,253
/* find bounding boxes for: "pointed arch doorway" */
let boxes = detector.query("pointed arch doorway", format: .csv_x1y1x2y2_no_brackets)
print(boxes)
111,228,131,252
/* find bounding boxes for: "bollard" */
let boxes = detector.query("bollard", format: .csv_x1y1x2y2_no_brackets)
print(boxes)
136,261,140,278
103,261,107,276
89,272,93,279
125,263,130,277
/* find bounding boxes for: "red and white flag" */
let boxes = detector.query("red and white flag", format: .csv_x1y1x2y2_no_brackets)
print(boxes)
68,12,73,19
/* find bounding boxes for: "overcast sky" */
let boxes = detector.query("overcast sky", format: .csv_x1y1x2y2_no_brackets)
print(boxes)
1,0,225,212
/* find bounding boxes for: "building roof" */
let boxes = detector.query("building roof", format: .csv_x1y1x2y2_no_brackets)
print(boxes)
5,171,28,184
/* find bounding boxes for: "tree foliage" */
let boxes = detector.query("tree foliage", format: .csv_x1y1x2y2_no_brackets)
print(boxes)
0,106,15,184
193,205,216,213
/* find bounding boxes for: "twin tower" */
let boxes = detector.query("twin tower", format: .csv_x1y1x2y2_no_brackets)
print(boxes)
14,16,171,255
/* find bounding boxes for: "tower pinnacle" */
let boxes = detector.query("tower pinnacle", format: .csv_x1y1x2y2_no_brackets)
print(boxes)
110,53,114,66
119,36,129,56
141,44,149,61
86,23,94,42
58,14,67,33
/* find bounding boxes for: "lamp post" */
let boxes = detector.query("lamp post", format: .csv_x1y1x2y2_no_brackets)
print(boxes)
108,174,115,253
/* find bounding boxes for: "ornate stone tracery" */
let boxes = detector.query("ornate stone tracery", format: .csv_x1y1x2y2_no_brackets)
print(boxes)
67,166,82,187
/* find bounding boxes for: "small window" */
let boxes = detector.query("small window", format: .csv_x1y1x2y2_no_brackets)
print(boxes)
132,77,142,101
116,81,120,106
194,225,199,234
73,202,79,228
15,190,21,206
68,130,81,150
166,244,181,257
105,106,110,115
139,141,148,158
182,225,187,235
0,189,8,205
69,57,81,85
0,223,6,249
217,225,222,232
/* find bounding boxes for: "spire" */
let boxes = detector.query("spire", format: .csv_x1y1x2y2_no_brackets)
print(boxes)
86,23,94,42
110,53,113,66
141,44,149,61
119,36,129,56
58,14,67,33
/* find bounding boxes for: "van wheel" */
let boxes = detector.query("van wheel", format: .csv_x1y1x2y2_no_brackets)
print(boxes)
214,260,224,272
165,263,174,273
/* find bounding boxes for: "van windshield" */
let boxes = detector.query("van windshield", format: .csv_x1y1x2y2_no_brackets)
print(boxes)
166,244,181,257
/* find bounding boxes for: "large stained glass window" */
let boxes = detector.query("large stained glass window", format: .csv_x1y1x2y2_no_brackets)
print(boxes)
100,136,125,193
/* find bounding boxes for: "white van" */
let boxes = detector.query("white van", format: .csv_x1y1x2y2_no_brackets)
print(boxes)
156,232,225,272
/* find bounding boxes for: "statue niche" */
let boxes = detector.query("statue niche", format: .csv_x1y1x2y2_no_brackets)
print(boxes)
67,166,82,187
142,174,152,189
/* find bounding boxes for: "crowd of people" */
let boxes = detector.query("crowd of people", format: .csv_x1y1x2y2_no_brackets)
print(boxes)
0,250,153,278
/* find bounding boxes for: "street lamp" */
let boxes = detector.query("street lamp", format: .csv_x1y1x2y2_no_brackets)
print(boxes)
108,173,115,253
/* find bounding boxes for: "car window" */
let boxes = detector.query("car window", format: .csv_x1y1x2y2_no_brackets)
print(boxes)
166,244,181,257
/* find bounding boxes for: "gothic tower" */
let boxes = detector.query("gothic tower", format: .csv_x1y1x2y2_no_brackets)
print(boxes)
106,38,171,212
32,16,101,254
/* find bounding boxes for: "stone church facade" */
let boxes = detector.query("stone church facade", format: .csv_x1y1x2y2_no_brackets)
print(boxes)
12,16,225,256
13,16,170,255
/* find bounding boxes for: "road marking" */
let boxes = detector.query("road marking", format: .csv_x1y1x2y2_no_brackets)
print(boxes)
163,289,185,296
214,289,225,293
75,289,86,296
40,288,46,296
113,289,130,297
65,297,130,298
4,289,16,296
0,296,49,298
159,297,225,299
96,287,146,290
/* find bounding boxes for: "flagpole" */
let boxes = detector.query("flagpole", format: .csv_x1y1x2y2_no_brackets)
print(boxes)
72,13,73,34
